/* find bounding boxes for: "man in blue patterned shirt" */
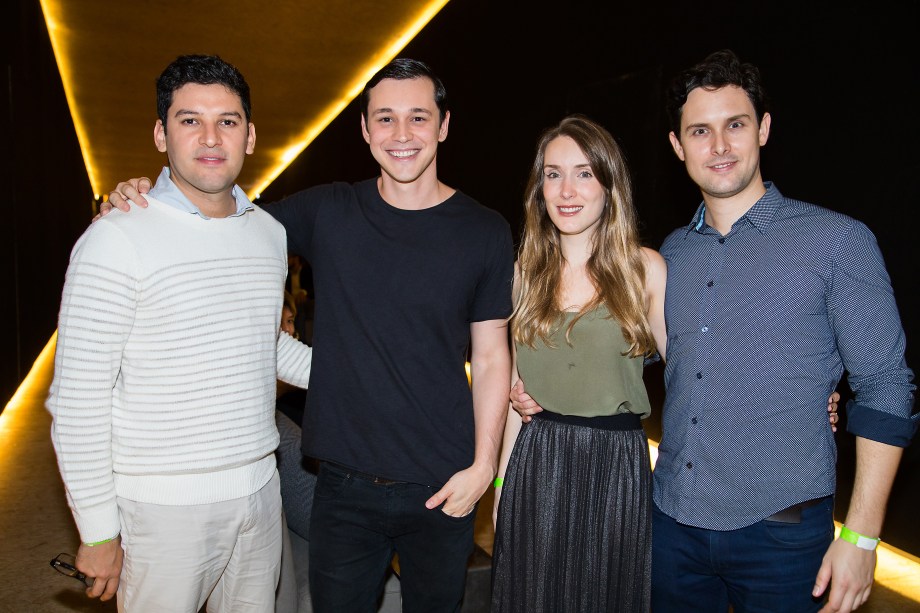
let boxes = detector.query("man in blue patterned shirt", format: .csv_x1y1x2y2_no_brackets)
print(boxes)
651,49,917,612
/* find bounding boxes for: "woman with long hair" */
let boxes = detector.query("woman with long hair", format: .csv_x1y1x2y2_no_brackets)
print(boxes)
490,114,667,612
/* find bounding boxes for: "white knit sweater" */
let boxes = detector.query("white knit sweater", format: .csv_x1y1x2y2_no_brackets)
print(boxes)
47,198,312,543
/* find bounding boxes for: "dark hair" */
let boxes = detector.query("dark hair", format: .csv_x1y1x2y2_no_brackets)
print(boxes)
666,49,768,137
156,55,251,129
359,58,448,123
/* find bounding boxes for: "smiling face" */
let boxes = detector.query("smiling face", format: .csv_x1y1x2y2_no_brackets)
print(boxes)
360,77,449,189
542,135,606,238
669,85,770,206
154,82,255,215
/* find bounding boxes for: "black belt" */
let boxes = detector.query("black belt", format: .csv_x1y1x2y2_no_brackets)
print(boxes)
326,462,402,485
764,497,828,524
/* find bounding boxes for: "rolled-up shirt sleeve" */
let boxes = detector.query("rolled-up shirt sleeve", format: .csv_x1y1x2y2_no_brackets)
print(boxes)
830,220,917,446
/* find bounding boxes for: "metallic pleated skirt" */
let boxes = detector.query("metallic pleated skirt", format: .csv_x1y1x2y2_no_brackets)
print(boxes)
491,410,652,612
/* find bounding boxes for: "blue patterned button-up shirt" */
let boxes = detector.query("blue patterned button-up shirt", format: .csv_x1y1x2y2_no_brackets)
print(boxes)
653,182,916,530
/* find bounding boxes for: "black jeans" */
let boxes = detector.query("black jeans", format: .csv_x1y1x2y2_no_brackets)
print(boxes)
308,461,476,613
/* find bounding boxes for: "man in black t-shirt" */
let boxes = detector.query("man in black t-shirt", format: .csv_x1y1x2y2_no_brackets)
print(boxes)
106,58,513,613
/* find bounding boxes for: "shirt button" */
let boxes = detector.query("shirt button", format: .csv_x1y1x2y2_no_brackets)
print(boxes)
686,462,693,469
718,238,726,244
696,372,703,379
707,280,714,287
701,326,709,332
691,417,698,424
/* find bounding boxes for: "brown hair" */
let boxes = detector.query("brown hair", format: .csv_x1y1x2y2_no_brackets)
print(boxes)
512,115,655,357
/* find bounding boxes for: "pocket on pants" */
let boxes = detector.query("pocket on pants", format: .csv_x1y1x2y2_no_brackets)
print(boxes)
435,502,479,525
314,462,351,501
761,500,834,549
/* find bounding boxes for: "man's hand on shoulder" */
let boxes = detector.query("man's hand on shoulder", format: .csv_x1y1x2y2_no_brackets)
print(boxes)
92,177,153,222
76,536,124,601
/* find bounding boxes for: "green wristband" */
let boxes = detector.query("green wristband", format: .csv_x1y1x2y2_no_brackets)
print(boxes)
839,525,880,551
84,534,119,547
493,477,504,488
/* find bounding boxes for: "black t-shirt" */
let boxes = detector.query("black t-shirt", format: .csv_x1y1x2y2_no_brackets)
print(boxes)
266,179,513,486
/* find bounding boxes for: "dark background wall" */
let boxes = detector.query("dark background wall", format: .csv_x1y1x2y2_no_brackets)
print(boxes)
2,0,94,404
5,0,917,551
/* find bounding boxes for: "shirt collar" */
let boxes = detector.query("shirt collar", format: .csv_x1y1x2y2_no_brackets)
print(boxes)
684,181,782,236
148,167,254,219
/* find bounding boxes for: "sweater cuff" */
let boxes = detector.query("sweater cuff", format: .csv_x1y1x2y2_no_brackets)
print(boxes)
73,503,121,545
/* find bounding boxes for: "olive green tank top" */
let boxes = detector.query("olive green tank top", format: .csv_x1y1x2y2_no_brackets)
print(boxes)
515,306,651,418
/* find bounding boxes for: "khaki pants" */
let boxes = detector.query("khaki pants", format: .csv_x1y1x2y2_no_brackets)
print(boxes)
116,471,283,612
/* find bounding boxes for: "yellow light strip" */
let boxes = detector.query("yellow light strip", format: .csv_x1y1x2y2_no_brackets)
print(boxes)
248,0,451,199
39,0,449,201
0,332,56,450
38,1,100,199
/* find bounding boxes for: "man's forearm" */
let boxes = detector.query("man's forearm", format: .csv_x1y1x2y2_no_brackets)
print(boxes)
842,437,903,537
468,321,512,476
470,362,511,475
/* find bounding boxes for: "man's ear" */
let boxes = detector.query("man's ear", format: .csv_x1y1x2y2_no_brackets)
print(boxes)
246,122,256,155
668,131,685,161
361,114,371,145
758,112,771,147
154,119,167,153
438,110,450,143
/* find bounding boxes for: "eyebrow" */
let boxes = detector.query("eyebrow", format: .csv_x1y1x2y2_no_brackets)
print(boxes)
173,109,243,119
371,107,433,116
544,163,592,170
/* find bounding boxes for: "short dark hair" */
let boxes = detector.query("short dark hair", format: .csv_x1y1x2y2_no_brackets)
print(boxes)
666,49,768,137
359,58,448,123
156,55,251,129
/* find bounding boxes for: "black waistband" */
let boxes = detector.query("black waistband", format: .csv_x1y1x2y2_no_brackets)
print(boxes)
536,410,642,431
325,462,403,485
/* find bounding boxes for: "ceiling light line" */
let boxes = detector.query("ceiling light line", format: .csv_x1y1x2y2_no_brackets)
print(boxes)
39,0,100,197
39,0,450,203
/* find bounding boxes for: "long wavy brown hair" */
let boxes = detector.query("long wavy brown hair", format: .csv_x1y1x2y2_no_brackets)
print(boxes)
511,115,655,358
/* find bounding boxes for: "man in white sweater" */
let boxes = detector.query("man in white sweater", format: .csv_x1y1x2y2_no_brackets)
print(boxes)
46,55,311,611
